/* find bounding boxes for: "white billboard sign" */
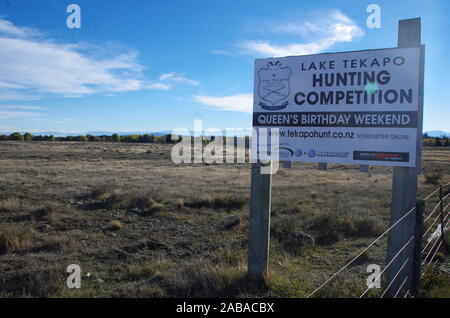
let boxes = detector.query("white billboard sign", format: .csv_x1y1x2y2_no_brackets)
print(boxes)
252,47,422,167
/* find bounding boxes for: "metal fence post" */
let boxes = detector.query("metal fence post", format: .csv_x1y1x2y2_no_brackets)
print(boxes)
412,199,425,296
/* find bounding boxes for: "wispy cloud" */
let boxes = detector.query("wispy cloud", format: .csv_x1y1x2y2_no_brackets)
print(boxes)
193,94,252,113
145,82,171,90
237,10,364,57
159,72,200,86
0,18,173,101
0,18,41,38
0,104,45,110
0,109,44,120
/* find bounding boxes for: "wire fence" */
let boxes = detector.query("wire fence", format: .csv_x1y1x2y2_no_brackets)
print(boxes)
307,182,450,298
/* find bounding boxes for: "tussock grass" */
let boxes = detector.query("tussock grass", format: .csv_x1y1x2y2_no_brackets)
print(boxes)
186,195,247,211
108,220,123,231
424,173,442,185
31,204,68,221
0,263,65,297
0,224,30,255
0,199,26,213
418,265,450,298
124,259,172,281
309,214,383,245
88,187,164,213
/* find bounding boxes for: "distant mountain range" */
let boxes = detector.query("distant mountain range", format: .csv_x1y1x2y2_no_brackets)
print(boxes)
425,130,450,137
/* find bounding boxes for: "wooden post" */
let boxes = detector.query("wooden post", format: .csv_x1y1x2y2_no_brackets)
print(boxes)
318,162,328,171
411,199,424,296
282,161,292,169
386,17,424,298
248,161,272,281
359,165,370,173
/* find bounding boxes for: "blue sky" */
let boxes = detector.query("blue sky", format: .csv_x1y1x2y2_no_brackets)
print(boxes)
0,0,448,133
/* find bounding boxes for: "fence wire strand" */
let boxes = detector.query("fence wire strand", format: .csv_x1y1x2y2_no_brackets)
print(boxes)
307,206,416,298
360,236,414,298
423,183,450,201
423,200,441,223
305,184,448,298
379,257,410,298
394,276,409,298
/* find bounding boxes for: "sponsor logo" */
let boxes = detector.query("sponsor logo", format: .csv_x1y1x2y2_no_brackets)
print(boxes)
317,151,350,158
257,61,291,111
278,147,294,159
308,149,316,158
353,151,409,162
295,149,303,157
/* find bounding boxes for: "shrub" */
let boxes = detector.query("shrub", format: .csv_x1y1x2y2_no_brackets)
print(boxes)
23,132,33,141
112,133,121,142
142,134,154,143
9,132,23,141
418,265,450,298
340,217,356,236
310,214,340,245
353,219,383,237
424,173,442,185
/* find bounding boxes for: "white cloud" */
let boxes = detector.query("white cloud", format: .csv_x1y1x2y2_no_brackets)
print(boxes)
159,72,200,86
0,18,41,38
0,18,171,101
0,109,44,120
0,104,45,110
238,10,364,57
146,82,171,90
193,94,252,113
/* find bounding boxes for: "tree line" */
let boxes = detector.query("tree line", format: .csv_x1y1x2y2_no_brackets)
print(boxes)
0,132,181,143
422,133,449,147
0,132,447,147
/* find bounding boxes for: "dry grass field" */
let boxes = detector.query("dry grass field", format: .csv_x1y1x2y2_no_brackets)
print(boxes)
0,141,449,298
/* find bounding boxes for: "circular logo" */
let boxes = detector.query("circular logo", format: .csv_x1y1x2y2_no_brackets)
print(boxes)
308,149,316,158
295,149,303,157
